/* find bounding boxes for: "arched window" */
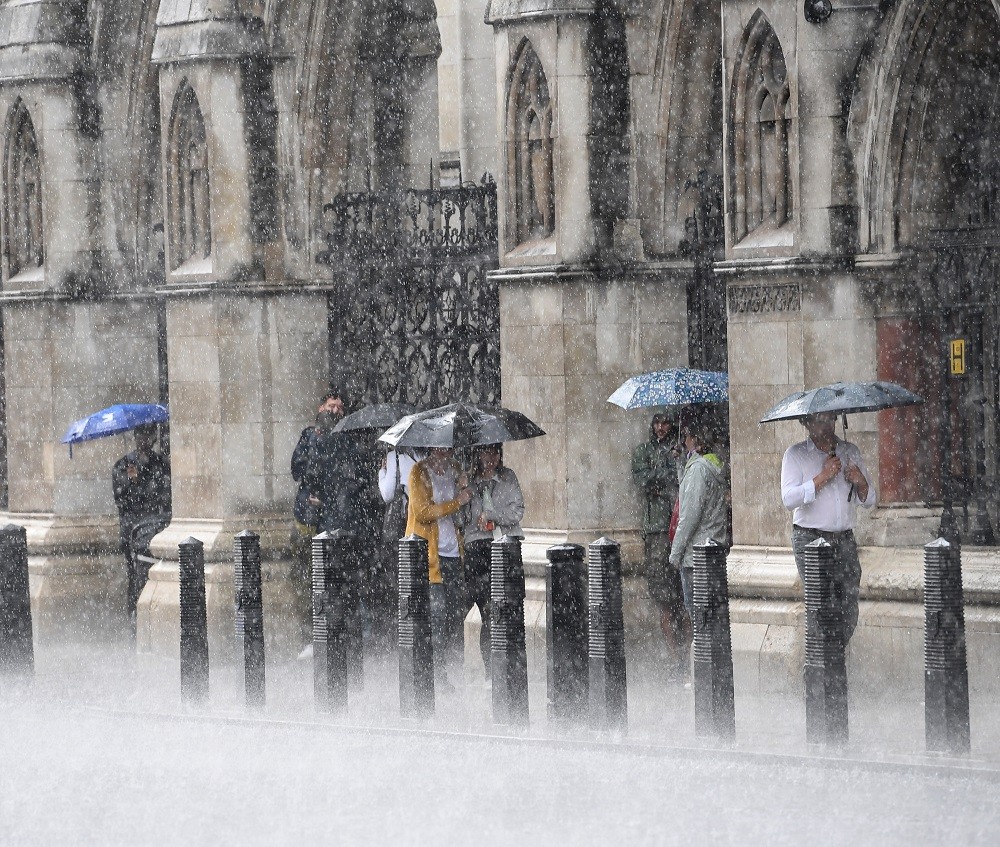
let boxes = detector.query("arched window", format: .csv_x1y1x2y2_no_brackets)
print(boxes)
731,15,791,242
4,100,43,280
167,83,211,269
507,41,554,246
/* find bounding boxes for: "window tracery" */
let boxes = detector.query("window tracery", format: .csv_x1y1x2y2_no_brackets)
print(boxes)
4,101,43,280
507,41,554,245
167,83,211,269
732,17,791,242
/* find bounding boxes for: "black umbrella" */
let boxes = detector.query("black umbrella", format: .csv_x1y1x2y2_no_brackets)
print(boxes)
334,402,417,432
377,402,545,448
760,380,924,502
759,381,924,423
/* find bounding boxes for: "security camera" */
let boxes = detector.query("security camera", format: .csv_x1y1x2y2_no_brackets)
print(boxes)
804,0,833,23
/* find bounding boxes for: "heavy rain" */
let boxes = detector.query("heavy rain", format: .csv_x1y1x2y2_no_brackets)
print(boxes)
1,0,1000,843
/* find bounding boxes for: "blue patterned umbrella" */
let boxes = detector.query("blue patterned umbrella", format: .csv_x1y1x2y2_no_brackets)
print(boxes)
607,368,729,410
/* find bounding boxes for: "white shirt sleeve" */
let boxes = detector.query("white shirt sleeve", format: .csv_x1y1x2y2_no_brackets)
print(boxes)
848,444,877,508
378,452,400,504
781,445,816,511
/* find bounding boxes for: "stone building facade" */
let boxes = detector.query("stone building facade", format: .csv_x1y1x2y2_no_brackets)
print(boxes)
3,1,999,685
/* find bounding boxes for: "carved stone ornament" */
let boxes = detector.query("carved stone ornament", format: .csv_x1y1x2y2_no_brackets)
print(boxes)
727,283,802,315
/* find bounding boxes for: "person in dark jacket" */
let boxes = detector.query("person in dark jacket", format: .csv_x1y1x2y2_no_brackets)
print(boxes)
302,391,368,663
631,412,688,679
112,423,171,619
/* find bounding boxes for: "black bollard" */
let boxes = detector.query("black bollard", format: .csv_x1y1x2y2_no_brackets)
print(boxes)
0,524,33,676
178,537,209,704
691,539,735,740
545,543,588,725
491,536,529,726
233,530,266,710
588,537,627,733
312,529,361,712
924,537,971,755
398,534,434,718
803,537,848,747
339,533,364,688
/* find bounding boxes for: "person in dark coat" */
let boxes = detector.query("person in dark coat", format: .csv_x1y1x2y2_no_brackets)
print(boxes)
112,423,171,619
631,412,688,680
302,391,368,664
289,391,346,652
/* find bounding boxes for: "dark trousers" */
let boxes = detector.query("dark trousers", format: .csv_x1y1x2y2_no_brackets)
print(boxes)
464,539,492,675
791,525,862,644
430,556,465,676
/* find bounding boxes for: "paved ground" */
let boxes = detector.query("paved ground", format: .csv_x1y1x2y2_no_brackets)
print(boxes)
2,639,999,844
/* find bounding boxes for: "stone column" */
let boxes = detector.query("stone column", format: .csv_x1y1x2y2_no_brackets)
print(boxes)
487,3,690,565
0,1,158,643
140,17,329,661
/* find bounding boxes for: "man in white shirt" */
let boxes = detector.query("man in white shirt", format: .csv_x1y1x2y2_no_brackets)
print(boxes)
780,412,876,645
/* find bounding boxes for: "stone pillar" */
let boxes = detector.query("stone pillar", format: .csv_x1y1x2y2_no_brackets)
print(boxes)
138,13,329,661
720,1,885,550
488,2,690,566
0,4,159,642
141,290,327,662
487,1,599,265
499,269,689,565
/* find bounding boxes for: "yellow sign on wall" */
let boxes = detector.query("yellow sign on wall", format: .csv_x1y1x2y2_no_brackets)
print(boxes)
950,339,966,376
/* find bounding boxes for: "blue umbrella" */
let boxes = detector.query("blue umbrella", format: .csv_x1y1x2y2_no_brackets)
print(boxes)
607,368,729,409
61,403,169,457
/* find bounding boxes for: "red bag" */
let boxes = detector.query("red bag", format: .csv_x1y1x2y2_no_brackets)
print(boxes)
668,498,680,542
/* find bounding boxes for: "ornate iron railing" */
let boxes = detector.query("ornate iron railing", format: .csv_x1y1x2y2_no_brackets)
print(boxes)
318,175,501,408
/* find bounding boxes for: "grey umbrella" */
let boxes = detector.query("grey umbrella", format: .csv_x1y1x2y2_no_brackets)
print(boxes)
377,402,545,448
759,381,924,423
334,402,417,432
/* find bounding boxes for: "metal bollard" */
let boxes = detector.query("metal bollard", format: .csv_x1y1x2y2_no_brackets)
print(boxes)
924,537,971,755
340,534,364,688
398,534,434,718
178,537,209,704
311,531,348,712
545,543,588,725
233,530,266,710
491,536,529,726
691,539,735,740
588,536,627,733
0,524,33,676
803,537,848,747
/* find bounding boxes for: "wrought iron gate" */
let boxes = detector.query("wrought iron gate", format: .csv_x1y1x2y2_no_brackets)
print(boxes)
318,175,500,408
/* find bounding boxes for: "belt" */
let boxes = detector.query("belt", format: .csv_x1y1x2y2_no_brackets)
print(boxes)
793,524,854,538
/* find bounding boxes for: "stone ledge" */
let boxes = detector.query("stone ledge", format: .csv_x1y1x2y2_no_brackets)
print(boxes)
2,512,119,555
728,545,1000,606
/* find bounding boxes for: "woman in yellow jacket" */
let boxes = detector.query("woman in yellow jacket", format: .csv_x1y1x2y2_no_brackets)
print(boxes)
406,447,471,690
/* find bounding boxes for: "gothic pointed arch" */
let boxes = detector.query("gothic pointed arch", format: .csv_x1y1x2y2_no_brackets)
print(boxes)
849,0,1000,253
506,38,555,248
643,0,722,255
728,11,792,244
166,81,211,270
93,0,164,284
3,99,44,281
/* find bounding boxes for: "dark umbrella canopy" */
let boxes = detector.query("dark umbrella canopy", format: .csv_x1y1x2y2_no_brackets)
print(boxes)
759,381,924,423
334,402,417,432
378,402,545,448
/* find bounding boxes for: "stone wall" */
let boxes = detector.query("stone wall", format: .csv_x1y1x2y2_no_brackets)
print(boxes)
499,268,689,557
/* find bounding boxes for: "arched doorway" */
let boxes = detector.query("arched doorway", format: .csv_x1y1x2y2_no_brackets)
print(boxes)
867,0,1000,543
